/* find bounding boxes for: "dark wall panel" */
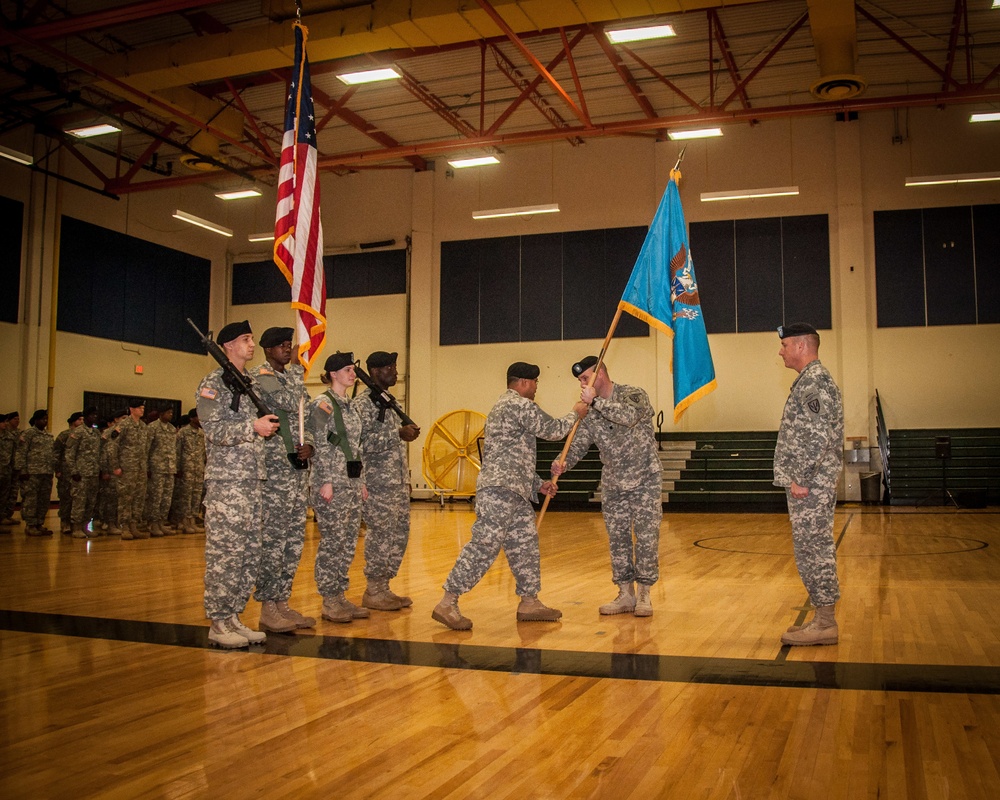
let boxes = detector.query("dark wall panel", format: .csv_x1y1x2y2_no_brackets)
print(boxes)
479,236,520,344
923,206,976,326
0,195,23,324
366,249,407,295
735,217,783,332
232,259,290,305
440,240,480,346
974,204,1000,324
520,233,563,341
605,226,649,338
57,217,96,336
563,229,606,340
690,220,736,334
781,214,831,329
874,209,925,327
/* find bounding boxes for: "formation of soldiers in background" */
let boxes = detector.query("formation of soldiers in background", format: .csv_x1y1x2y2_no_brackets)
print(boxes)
0,404,207,539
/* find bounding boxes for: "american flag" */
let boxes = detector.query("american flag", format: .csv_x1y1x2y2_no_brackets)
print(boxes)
274,21,326,375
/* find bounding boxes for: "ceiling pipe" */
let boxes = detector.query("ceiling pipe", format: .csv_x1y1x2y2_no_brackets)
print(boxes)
807,0,867,100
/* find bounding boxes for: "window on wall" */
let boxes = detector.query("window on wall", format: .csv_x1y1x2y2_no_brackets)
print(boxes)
57,217,211,355
232,248,407,304
439,227,649,345
874,204,1000,327
0,195,24,324
689,214,832,334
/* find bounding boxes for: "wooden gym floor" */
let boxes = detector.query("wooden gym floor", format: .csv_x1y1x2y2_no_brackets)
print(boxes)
2,503,999,799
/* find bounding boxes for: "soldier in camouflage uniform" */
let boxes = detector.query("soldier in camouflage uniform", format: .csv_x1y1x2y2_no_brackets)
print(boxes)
773,323,844,647
552,356,663,617
176,409,206,534
54,412,84,534
197,320,281,649
250,327,316,633
66,407,102,538
432,362,588,630
308,352,370,625
110,399,150,540
358,351,420,612
98,410,126,534
0,414,15,530
1,411,22,525
15,409,56,536
144,405,179,537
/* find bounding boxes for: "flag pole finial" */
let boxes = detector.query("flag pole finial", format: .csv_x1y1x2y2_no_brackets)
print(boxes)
671,145,686,183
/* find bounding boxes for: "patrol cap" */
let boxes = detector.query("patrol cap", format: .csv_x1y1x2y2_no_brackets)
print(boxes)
217,319,252,346
507,361,540,381
366,351,397,370
324,352,355,373
67,411,84,424
29,409,47,425
259,326,294,348
572,355,600,378
127,397,145,409
777,322,818,339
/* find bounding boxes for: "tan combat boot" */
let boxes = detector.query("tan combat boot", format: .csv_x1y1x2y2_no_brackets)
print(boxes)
362,580,404,611
149,522,164,537
227,615,266,644
516,595,562,622
208,619,248,649
599,582,636,615
432,591,472,630
277,600,315,628
259,600,297,633
340,594,370,619
109,525,123,536
781,605,838,646
386,583,413,608
321,594,354,624
634,584,653,617
71,525,87,539
132,521,149,540
181,517,198,534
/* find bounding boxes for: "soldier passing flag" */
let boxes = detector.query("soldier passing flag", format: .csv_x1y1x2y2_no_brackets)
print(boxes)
274,21,327,376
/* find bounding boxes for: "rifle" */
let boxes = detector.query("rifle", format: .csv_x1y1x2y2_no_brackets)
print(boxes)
353,363,417,427
186,318,272,417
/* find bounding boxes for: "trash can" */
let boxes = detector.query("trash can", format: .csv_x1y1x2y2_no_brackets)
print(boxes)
860,472,881,504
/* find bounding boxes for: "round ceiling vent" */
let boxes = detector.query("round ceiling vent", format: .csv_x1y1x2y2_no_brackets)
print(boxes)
811,74,867,101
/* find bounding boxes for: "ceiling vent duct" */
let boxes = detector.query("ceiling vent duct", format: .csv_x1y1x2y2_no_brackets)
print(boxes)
179,130,226,171
807,0,867,101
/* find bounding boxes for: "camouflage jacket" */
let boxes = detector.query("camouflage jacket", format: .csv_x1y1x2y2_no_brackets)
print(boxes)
0,429,17,471
147,419,178,473
250,362,313,473
357,387,409,487
774,359,844,490
478,389,577,503
53,428,74,474
109,416,150,472
177,425,206,476
197,366,266,481
14,427,56,474
563,382,662,493
308,390,362,489
66,425,102,477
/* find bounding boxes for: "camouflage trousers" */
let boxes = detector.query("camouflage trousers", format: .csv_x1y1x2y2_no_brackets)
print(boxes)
203,478,264,620
97,475,118,526
312,481,363,597
57,475,73,526
176,470,205,520
254,468,309,602
145,472,175,523
362,483,410,581
786,484,840,607
21,473,53,526
117,467,147,525
0,468,15,519
444,487,541,597
601,481,662,586
70,475,99,526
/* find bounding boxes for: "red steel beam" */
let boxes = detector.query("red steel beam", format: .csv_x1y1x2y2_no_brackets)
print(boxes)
560,28,591,126
719,10,809,111
619,46,703,113
593,24,660,120
710,9,750,110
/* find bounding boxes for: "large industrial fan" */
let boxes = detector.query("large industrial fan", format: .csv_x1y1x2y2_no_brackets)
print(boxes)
421,409,486,504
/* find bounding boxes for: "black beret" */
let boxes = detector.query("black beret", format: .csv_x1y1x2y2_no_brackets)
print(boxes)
159,403,175,414
68,411,84,424
777,322,819,339
7,411,19,418
29,409,48,424
114,408,128,419
572,355,600,378
324,352,355,373
259,326,294,348
507,361,540,381
0,413,7,422
187,408,198,418
128,398,145,409
217,319,252,346
366,351,398,370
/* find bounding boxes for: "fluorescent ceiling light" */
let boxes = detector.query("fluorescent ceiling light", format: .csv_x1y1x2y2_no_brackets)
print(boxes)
701,186,800,202
0,144,32,165
336,67,401,85
668,127,723,140
994,1,1000,9
215,188,262,200
969,111,1000,122
448,156,500,168
66,123,121,138
905,171,1000,187
173,210,233,237
607,24,676,43
248,231,275,242
472,203,560,220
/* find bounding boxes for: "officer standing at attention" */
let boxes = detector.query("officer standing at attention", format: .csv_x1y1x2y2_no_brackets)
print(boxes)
0,414,16,531
250,326,316,633
145,405,179,537
111,398,150,540
774,323,844,647
175,409,206,534
54,411,84,535
66,406,102,538
99,409,127,535
358,351,420,612
197,320,280,649
432,362,588,630
551,356,663,617
15,410,56,537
